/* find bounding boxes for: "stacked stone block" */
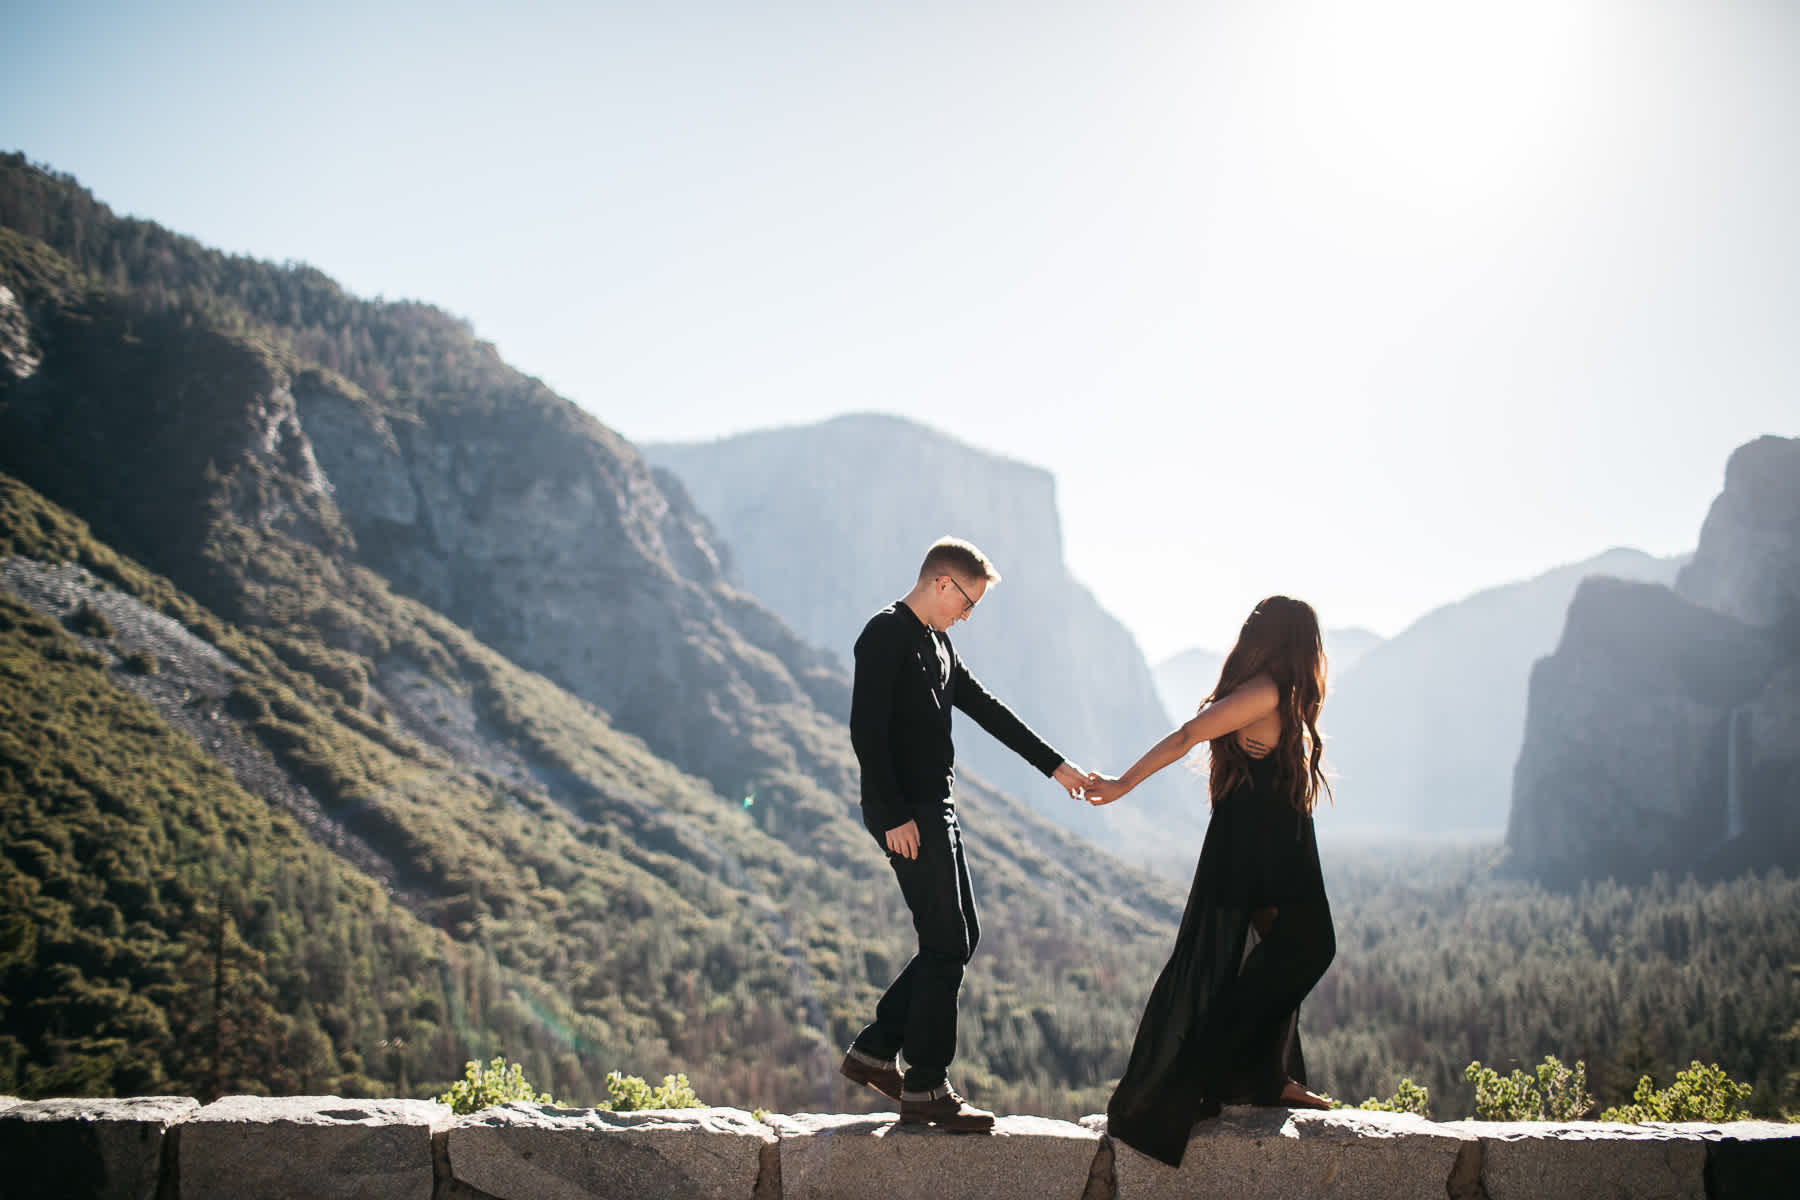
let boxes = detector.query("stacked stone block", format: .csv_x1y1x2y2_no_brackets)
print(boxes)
0,1096,1795,1199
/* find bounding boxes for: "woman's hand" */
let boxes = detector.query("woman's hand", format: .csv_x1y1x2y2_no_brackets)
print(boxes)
1085,773,1129,806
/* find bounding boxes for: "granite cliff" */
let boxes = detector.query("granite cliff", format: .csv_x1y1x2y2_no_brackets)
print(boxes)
1319,549,1681,832
648,414,1203,869
0,273,854,842
286,369,854,804
1508,436,1800,884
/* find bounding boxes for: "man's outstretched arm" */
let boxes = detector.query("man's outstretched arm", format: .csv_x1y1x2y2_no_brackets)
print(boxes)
951,658,1085,795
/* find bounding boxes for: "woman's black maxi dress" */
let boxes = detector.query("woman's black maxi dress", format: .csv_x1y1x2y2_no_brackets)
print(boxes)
1105,751,1336,1167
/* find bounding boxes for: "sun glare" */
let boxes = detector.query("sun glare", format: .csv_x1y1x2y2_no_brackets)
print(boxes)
1272,0,1599,218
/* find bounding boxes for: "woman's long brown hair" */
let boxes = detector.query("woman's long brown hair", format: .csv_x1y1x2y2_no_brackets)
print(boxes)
1202,595,1331,815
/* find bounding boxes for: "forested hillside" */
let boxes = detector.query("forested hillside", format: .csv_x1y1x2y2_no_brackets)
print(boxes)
0,470,1178,1115
1311,839,1800,1118
2,153,1791,1125
0,154,1181,1117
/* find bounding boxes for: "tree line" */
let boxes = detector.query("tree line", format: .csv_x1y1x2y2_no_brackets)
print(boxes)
1307,837,1799,1119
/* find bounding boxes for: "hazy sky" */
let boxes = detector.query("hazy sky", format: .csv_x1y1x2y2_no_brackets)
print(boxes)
7,0,1796,659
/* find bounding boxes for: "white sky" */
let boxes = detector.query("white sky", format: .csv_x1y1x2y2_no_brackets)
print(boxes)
6,0,1796,660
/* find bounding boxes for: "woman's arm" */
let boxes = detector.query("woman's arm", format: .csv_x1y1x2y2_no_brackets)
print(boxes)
1085,675,1279,806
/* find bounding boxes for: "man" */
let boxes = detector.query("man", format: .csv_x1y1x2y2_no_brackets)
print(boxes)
839,536,1088,1131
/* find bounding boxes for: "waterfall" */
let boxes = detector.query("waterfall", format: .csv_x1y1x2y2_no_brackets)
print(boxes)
1725,704,1752,842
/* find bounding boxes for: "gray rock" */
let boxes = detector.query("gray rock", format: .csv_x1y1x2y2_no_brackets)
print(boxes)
0,284,40,380
0,1095,197,1200
766,1111,1099,1200
1506,576,1783,885
1675,435,1800,629
1647,1121,1800,1200
291,371,419,527
177,1095,450,1200
447,1103,775,1200
1446,1120,1706,1200
292,364,854,808
1508,435,1800,885
1103,1107,1472,1200
1318,548,1679,834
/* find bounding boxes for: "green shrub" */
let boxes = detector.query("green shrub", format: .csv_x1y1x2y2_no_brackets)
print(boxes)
1600,1061,1754,1123
68,601,113,639
266,632,370,709
436,1057,553,1114
225,683,273,722
599,1070,702,1112
124,649,158,674
1354,1077,1431,1117
1466,1056,1594,1121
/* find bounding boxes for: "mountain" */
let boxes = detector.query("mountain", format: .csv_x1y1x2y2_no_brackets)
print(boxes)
1151,627,1385,727
1316,549,1684,833
1323,628,1385,677
1150,648,1224,724
0,154,1180,1115
1508,436,1800,885
647,414,1205,871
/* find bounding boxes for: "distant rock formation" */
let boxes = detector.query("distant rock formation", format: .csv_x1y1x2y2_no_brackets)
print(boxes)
1507,577,1780,886
1151,647,1223,724
1508,436,1800,884
1675,435,1800,629
1323,627,1386,678
648,414,1206,866
1317,549,1681,833
1152,628,1383,741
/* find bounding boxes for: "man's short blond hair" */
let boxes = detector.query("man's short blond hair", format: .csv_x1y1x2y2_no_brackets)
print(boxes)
918,536,1001,585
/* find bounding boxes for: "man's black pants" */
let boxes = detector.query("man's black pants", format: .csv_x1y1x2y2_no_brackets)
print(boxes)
853,803,976,1093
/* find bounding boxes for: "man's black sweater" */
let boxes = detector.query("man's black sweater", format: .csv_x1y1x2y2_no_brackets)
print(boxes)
850,600,1065,835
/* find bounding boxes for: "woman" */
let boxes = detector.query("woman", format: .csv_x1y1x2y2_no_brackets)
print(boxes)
1085,595,1335,1167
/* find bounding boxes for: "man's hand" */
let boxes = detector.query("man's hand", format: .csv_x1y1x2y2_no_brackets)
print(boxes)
1053,761,1088,800
885,818,921,860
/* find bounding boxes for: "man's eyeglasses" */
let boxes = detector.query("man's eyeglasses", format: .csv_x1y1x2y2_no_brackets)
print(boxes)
946,575,977,616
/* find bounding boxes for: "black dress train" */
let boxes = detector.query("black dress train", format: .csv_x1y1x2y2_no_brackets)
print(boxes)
1105,752,1336,1167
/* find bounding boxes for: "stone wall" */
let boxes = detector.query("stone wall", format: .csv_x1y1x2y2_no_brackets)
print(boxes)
0,1095,1794,1200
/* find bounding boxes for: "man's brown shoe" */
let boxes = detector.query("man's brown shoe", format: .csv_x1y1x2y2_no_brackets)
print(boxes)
840,1049,903,1102
899,1083,995,1132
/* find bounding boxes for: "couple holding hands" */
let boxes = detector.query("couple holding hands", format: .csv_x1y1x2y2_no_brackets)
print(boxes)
839,538,1335,1168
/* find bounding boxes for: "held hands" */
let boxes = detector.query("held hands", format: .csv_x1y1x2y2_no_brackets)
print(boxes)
1084,772,1130,806
1052,762,1090,801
